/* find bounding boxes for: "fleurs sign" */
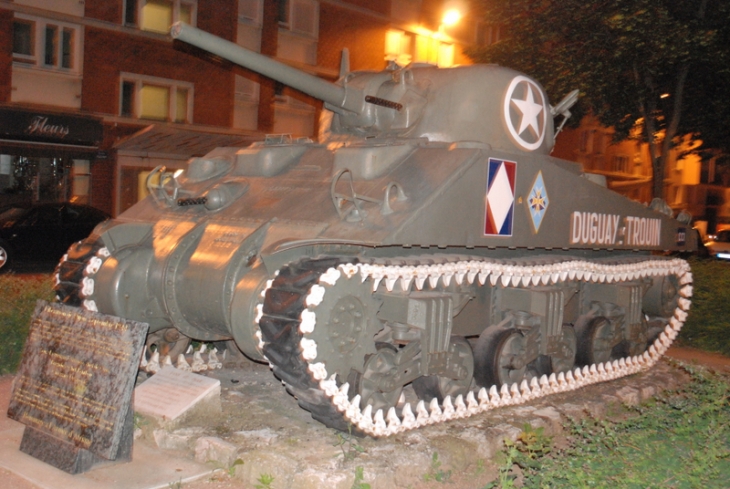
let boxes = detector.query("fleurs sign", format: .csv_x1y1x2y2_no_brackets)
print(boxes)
25,116,71,139
0,108,102,146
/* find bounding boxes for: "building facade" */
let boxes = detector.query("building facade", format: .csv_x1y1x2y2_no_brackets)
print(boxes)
552,117,730,235
0,0,479,216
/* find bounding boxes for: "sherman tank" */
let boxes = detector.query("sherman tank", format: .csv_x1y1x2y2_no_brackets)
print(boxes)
55,22,695,437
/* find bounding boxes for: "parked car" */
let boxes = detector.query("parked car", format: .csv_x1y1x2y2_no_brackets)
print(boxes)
704,229,730,260
0,202,109,271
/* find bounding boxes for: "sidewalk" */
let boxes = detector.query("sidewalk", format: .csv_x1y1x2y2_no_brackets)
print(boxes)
0,375,216,489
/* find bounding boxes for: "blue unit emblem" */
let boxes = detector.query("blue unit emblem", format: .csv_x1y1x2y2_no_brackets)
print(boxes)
528,171,549,232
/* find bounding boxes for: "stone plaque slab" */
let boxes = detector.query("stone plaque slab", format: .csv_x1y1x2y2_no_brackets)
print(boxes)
7,300,148,472
134,367,220,423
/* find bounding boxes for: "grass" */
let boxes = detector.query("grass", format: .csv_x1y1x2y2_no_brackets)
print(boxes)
678,257,730,356
0,273,55,374
489,365,730,489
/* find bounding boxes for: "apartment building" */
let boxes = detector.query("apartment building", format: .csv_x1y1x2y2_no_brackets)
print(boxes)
0,0,478,216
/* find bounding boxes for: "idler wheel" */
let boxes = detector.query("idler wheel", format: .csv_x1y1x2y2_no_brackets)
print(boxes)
349,342,403,412
474,327,528,388
304,271,382,382
145,327,191,361
413,337,475,403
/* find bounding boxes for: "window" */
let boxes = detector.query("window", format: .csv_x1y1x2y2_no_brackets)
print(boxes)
239,0,262,24
437,43,454,68
44,25,57,66
235,76,258,101
278,0,318,37
124,0,138,26
120,73,193,123
579,130,591,153
71,160,90,205
13,21,34,59
385,29,413,66
612,155,630,174
61,28,74,68
413,32,454,67
12,15,80,72
593,132,605,154
138,0,197,33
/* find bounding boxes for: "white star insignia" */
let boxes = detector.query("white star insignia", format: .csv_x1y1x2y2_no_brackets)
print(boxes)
511,84,544,137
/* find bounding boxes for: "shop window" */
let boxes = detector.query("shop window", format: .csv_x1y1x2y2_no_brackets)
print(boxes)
71,160,90,204
120,73,193,123
0,155,75,204
12,15,80,73
278,0,318,37
136,0,197,33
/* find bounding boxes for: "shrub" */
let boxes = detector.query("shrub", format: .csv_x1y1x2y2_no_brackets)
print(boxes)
0,273,55,374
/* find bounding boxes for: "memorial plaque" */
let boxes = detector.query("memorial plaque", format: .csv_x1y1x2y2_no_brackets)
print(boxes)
7,300,148,473
135,366,221,424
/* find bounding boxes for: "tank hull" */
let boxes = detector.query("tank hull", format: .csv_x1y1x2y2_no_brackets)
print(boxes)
53,24,696,436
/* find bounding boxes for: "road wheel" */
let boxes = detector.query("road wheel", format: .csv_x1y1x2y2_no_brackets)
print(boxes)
575,316,615,365
349,342,403,412
550,325,577,374
145,327,191,361
474,327,527,388
413,337,475,404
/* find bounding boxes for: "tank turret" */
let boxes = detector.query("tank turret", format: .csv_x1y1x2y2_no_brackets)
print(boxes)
55,23,696,438
171,22,569,154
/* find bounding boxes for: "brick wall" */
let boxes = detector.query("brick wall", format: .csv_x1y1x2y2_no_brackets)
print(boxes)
84,0,236,39
197,0,237,41
84,0,122,24
91,156,115,215
339,0,390,16
318,3,388,72
81,28,233,127
0,9,12,103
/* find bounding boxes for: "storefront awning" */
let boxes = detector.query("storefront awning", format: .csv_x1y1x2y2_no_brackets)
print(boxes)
0,107,103,147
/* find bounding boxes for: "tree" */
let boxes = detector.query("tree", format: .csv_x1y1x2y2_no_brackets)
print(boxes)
466,0,730,199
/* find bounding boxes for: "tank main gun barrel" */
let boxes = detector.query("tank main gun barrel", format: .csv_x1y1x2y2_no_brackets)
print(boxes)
170,22,362,114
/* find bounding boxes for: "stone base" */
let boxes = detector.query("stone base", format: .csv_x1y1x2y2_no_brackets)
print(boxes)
19,403,134,474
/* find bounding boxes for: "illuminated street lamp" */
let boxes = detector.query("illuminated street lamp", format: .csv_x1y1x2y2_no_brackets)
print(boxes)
442,8,462,28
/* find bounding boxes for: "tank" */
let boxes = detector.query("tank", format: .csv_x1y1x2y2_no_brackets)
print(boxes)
54,22,695,437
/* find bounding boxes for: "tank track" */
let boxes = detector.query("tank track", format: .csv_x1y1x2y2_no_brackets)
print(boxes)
54,237,108,310
258,255,693,437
